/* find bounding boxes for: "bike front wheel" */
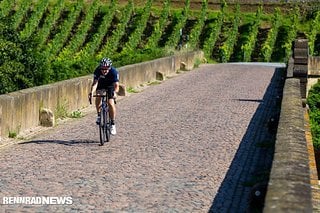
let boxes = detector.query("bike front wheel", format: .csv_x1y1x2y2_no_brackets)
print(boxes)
99,110,110,145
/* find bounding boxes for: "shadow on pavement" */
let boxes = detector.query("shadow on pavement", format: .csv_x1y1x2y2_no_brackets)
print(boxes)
209,67,285,212
19,139,98,146
234,98,263,103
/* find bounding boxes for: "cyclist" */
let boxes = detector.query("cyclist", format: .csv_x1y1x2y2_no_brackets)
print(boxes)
88,58,119,135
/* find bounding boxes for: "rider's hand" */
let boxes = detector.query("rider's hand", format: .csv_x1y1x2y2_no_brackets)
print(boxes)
113,91,117,99
88,93,92,104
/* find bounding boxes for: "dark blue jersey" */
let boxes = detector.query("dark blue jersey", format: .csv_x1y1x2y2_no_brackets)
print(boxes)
93,66,119,89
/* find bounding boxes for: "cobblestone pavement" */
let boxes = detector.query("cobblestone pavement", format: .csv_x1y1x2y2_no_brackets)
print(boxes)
0,63,283,212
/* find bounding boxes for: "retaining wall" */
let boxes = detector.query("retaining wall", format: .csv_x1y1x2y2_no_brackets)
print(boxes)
264,60,314,212
308,56,320,95
309,56,320,76
0,51,204,142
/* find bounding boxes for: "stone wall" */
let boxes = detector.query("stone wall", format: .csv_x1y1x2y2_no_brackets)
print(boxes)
308,56,320,94
264,59,313,212
0,51,204,142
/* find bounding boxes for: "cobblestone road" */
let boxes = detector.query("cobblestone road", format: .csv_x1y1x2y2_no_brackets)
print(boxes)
0,63,284,212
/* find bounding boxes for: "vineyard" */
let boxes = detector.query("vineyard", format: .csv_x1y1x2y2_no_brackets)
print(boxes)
1,0,320,94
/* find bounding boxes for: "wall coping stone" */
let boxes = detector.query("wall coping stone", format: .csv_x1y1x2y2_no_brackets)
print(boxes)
264,76,313,212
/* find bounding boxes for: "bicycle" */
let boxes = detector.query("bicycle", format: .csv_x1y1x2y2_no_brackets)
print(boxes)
89,89,113,145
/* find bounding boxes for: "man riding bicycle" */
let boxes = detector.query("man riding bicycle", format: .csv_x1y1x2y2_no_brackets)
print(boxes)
88,58,119,135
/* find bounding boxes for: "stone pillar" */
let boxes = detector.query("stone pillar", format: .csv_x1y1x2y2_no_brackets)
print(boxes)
293,39,309,99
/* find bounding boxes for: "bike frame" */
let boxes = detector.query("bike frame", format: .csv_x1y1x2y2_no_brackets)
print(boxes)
100,94,110,145
93,90,111,145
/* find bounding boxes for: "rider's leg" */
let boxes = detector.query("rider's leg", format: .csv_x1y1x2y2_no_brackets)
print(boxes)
108,98,116,122
95,91,102,124
108,98,117,135
95,96,102,114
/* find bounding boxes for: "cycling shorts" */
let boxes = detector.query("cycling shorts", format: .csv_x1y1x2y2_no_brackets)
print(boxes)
96,87,115,100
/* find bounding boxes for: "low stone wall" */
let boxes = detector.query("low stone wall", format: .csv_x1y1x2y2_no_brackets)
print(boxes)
264,63,313,211
307,56,320,97
0,51,204,142
309,56,320,76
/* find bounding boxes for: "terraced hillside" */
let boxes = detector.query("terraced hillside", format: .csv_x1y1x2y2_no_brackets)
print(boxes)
0,0,320,94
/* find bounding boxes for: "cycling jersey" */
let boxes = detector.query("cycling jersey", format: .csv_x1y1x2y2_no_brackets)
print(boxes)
93,66,119,90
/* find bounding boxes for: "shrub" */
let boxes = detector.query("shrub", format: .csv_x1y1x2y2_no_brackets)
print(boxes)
307,81,320,149
0,22,49,94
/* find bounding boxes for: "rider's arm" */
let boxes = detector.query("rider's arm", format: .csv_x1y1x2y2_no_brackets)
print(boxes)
90,68,100,95
114,82,119,93
113,68,120,94
90,79,98,95
88,78,98,104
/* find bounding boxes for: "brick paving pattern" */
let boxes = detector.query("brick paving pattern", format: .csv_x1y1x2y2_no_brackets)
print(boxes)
0,63,283,212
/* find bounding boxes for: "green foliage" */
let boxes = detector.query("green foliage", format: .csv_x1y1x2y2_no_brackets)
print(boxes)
219,4,241,62
121,0,153,54
69,110,83,118
19,0,50,40
79,0,117,57
241,6,262,62
282,7,299,62
12,0,33,30
145,0,170,49
188,0,208,50
306,11,320,56
43,0,84,59
203,11,224,59
36,0,65,48
8,131,17,138
55,100,69,119
261,8,282,62
307,82,320,149
165,0,190,49
98,0,134,58
113,48,166,67
57,0,100,59
1,0,319,95
0,23,49,94
126,87,139,93
0,0,14,19
307,82,320,111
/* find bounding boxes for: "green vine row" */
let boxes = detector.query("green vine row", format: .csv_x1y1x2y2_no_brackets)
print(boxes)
260,8,282,62
98,0,134,59
121,0,153,54
36,0,65,48
188,0,208,50
20,0,50,40
219,4,241,63
43,0,84,60
165,0,190,49
307,11,320,56
241,6,262,62
12,0,33,30
203,7,224,59
0,0,14,19
282,7,299,62
79,0,117,58
145,0,170,49
57,0,100,59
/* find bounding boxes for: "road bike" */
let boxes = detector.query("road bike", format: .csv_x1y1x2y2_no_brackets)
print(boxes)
90,89,112,145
